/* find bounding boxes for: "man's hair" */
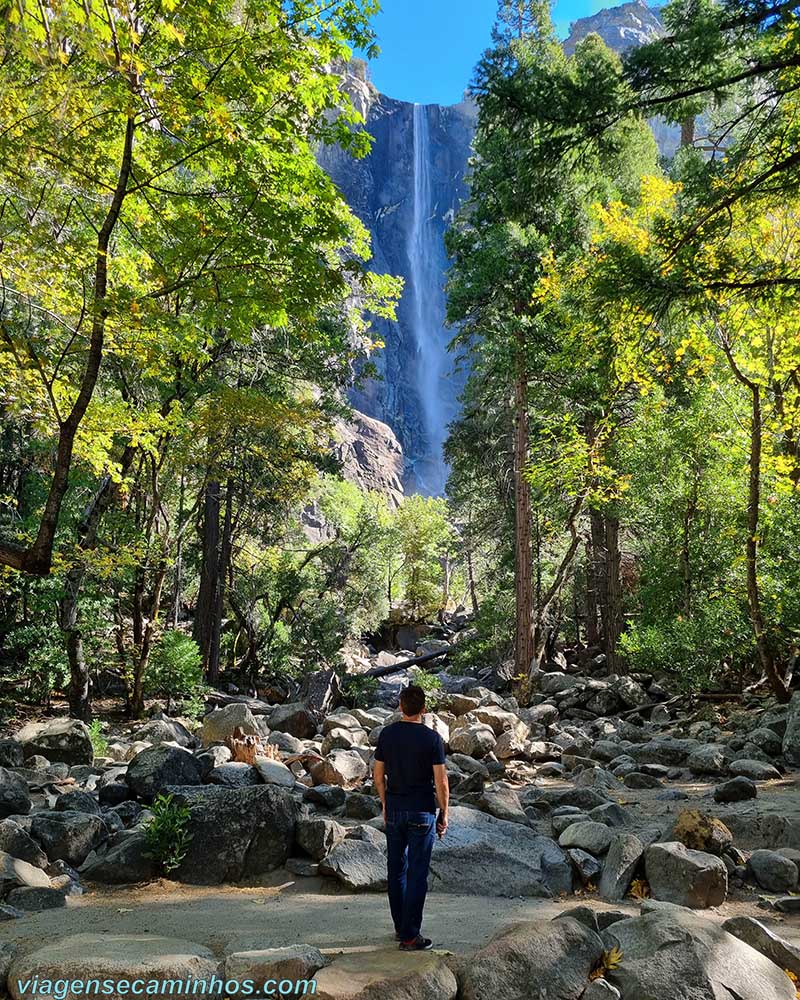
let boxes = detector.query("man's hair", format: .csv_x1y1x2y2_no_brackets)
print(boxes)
400,684,426,716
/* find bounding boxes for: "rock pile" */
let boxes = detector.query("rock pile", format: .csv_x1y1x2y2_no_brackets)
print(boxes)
0,660,799,972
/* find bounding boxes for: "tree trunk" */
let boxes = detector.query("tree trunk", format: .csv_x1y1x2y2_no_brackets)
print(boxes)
745,385,789,700
681,116,696,148
466,547,480,617
591,508,624,670
195,480,221,677
719,338,790,702
513,342,535,681
584,538,600,646
0,114,135,575
206,481,234,686
604,513,623,672
129,560,169,718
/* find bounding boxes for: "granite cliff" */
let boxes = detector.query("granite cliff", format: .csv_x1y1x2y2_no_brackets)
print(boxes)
326,2,673,499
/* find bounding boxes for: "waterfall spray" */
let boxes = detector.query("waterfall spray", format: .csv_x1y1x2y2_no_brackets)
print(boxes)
407,103,453,496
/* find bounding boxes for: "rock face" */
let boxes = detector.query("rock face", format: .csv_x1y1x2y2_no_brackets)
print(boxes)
165,785,298,884
8,934,220,1000
318,80,474,495
428,806,572,897
460,918,604,1000
563,0,663,54
319,9,677,490
331,412,405,507
604,907,796,1000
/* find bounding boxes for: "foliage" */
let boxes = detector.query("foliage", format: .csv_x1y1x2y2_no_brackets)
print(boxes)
589,946,624,982
88,720,109,758
145,632,203,702
143,793,193,875
410,668,443,709
343,675,379,709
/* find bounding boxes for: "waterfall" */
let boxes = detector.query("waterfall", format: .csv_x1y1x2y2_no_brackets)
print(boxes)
407,103,453,497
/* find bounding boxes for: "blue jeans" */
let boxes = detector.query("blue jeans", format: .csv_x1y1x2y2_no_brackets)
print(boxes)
385,809,436,942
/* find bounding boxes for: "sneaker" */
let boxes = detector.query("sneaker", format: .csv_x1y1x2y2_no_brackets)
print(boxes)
399,936,433,951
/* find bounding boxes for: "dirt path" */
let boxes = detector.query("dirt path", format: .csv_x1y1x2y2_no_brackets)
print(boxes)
4,874,800,960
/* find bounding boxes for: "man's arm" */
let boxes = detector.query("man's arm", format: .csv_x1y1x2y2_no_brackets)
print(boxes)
373,759,387,822
433,763,449,837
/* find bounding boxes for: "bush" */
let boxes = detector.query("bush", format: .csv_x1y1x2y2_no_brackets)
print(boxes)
412,668,443,709
143,793,192,874
343,674,379,709
88,720,109,757
145,631,203,709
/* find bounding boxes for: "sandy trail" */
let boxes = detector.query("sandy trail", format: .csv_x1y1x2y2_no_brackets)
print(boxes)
4,873,799,959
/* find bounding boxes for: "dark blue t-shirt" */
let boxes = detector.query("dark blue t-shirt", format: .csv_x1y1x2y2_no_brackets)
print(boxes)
374,720,446,814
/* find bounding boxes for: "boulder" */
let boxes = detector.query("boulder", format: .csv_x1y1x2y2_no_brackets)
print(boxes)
599,833,644,901
671,810,732,855
604,907,796,1000
429,806,571,897
299,668,341,716
749,848,799,892
319,839,387,891
14,718,93,765
254,758,295,787
460,917,603,1000
610,675,647,708
8,934,220,1000
0,819,48,868
558,821,613,855
206,762,260,788
729,758,781,781
476,787,528,825
687,745,730,775
268,703,318,739
81,834,156,884
713,776,756,803
134,717,193,748
582,982,621,1000
0,741,25,768
54,789,102,815
309,751,368,789
0,769,31,819
0,850,52,887
645,841,728,908
225,945,327,986
303,784,346,810
126,746,203,801
201,704,260,745
165,784,298,884
568,848,603,886
782,690,800,765
296,816,347,861
30,810,107,867
449,724,496,759
5,886,66,911
312,947,456,1000
722,915,800,977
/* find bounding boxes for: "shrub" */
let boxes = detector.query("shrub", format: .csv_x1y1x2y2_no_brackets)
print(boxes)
143,793,192,874
145,631,203,710
343,674,379,709
88,719,109,757
412,668,443,709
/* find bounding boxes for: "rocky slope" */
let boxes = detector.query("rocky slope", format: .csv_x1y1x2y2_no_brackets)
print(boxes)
1,658,800,998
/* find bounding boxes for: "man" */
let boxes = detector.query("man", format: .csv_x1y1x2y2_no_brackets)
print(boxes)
373,684,449,951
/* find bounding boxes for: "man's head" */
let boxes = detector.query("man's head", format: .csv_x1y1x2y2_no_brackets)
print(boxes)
400,684,426,719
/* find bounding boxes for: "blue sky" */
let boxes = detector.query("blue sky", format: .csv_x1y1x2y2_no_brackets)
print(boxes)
360,0,608,105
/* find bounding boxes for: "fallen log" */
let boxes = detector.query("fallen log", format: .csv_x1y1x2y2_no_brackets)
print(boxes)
362,645,452,679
